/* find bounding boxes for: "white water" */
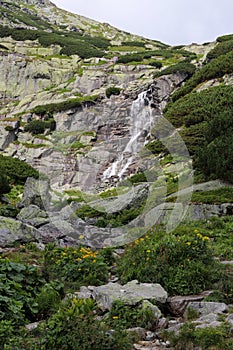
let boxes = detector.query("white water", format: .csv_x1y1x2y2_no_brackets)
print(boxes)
103,91,154,179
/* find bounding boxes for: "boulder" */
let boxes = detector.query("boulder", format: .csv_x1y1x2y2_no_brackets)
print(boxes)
141,300,162,320
187,301,228,316
0,216,41,247
20,177,51,209
17,204,49,228
90,280,167,310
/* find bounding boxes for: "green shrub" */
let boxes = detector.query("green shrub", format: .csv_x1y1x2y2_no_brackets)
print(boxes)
148,60,163,68
0,259,46,324
217,34,233,42
0,174,10,195
122,41,146,47
106,300,155,330
106,86,121,98
158,62,196,78
0,155,39,185
167,322,233,350
164,85,233,128
43,245,109,290
145,139,167,155
196,112,233,183
0,204,19,218
117,227,222,295
191,187,233,204
32,95,98,115
39,298,133,350
24,120,45,134
117,53,144,63
207,39,233,60
172,50,233,101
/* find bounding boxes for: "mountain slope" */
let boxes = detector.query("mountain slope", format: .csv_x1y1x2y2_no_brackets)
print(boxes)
0,0,232,234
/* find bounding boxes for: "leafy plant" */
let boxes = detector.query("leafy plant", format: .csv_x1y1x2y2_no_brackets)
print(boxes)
106,86,121,98
106,300,155,330
43,245,109,290
117,227,222,295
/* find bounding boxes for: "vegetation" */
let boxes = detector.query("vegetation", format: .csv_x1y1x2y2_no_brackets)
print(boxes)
106,86,121,98
156,62,196,78
0,24,108,58
24,118,55,134
0,155,39,189
172,50,233,101
32,95,98,116
165,323,233,350
117,224,231,297
207,39,233,60
44,244,109,290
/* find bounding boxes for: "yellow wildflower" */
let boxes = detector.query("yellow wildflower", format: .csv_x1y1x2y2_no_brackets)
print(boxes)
203,236,210,241
112,316,119,319
186,242,191,246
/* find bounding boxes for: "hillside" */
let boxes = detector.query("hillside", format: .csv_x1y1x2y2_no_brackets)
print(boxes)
0,1,233,349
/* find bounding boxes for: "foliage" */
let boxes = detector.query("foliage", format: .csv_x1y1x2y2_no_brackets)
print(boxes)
117,226,222,295
191,187,233,204
32,95,98,115
217,33,233,42
38,298,133,350
0,204,19,218
43,245,109,290
145,139,167,155
148,60,163,68
157,62,196,77
196,112,233,182
106,300,155,329
207,39,233,60
0,155,39,186
122,41,146,47
0,174,10,195
117,52,144,64
164,85,233,128
166,322,233,350
0,25,107,58
0,258,45,325
24,119,45,134
106,86,121,98
172,50,233,101
76,200,145,228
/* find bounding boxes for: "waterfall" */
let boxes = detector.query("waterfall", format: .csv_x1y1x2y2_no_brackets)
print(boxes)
103,90,154,180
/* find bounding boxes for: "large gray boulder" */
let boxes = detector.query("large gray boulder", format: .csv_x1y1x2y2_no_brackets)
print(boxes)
0,216,41,247
20,177,51,209
90,280,168,310
188,301,228,316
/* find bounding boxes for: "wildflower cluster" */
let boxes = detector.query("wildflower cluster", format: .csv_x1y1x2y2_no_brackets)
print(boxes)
117,226,222,295
44,244,109,290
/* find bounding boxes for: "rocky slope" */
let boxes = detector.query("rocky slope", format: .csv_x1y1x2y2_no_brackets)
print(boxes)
0,0,233,247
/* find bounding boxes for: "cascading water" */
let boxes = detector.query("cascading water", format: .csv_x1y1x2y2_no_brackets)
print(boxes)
103,90,154,180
